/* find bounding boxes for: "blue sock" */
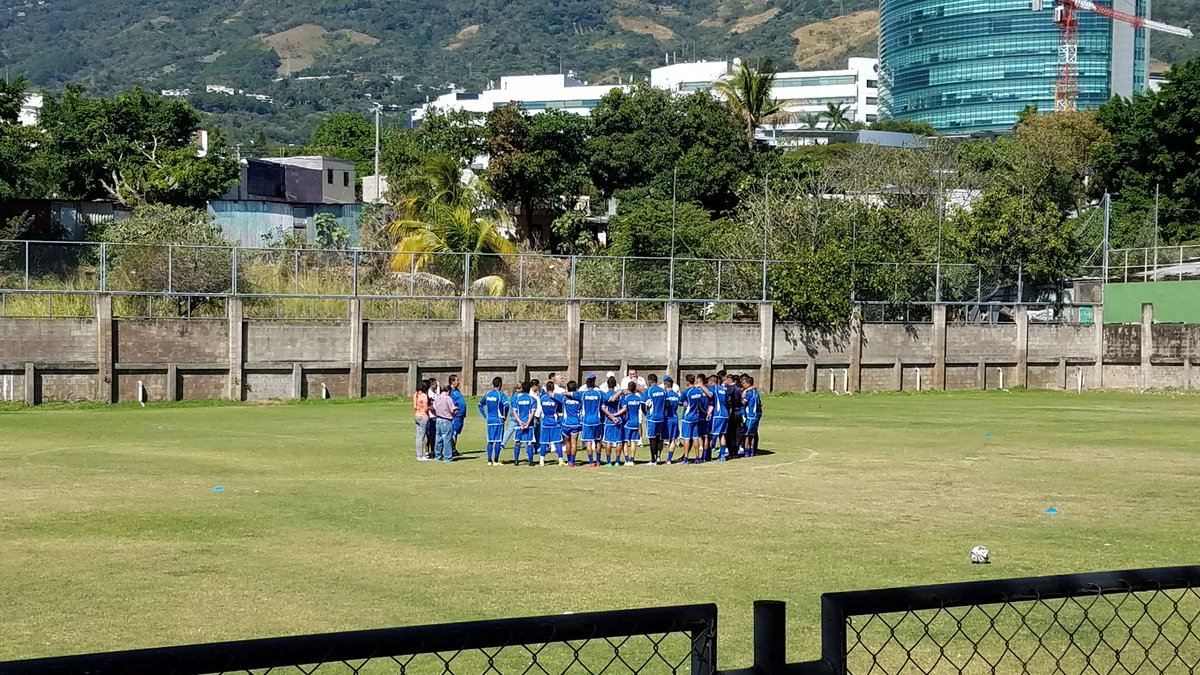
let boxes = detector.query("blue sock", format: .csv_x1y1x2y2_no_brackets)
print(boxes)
514,445,520,463
606,452,612,464
556,446,563,460
527,446,534,463
668,450,674,462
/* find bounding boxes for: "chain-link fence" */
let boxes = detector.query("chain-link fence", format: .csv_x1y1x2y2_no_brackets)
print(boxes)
824,566,1200,675
0,604,718,675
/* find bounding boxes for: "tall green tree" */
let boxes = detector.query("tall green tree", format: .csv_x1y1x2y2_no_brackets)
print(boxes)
415,108,488,168
713,59,791,148
1095,58,1200,244
485,105,591,246
823,102,852,131
309,112,374,178
588,85,756,216
36,86,238,206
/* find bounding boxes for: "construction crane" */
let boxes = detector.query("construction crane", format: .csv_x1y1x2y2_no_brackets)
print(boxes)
1046,0,1193,111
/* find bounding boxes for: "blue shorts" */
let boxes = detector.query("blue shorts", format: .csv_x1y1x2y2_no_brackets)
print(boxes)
516,426,535,443
541,426,562,445
697,420,710,438
666,418,679,440
604,424,623,444
623,427,640,442
452,419,464,435
709,417,728,436
681,420,700,440
743,418,760,436
564,425,581,437
486,424,503,443
582,423,602,442
646,419,664,439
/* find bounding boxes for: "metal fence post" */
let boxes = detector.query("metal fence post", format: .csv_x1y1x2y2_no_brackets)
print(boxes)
24,240,29,290
352,249,359,298
569,256,576,299
99,242,107,292
690,614,717,675
294,249,301,295
753,601,787,674
761,258,768,302
167,245,174,294
820,595,847,675
231,247,239,295
620,258,627,299
463,253,471,297
716,259,723,301
1017,264,1023,305
669,258,676,300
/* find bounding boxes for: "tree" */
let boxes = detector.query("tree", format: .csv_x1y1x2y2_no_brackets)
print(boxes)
101,205,235,311
1095,58,1200,244
485,105,591,246
0,78,52,199
951,188,1078,285
36,86,238,207
868,118,938,136
606,197,728,299
588,86,756,216
823,102,853,131
386,156,517,295
414,108,488,168
713,59,792,148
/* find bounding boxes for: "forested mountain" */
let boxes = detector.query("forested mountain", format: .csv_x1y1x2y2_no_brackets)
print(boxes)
1,0,1195,145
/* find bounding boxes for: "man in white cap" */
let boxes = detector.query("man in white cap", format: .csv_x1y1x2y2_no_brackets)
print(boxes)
599,372,616,393
620,368,647,446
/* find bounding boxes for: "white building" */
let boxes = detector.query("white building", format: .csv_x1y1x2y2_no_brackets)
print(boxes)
19,94,43,126
410,72,629,123
650,58,880,132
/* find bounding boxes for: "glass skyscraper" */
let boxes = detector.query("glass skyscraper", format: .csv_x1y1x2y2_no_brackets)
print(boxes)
879,0,1148,132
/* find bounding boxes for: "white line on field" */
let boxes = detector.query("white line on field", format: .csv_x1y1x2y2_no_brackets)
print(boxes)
750,449,819,471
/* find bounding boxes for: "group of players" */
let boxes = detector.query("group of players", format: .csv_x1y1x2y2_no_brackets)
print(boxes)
476,369,764,467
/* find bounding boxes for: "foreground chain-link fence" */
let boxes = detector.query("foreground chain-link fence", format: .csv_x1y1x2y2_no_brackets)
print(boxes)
6,567,1200,675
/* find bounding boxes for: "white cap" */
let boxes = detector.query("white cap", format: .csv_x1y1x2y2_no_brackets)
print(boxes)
606,371,616,378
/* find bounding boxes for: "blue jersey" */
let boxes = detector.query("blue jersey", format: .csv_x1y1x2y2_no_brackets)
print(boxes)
621,392,643,430
581,389,604,425
665,389,681,419
539,393,563,428
514,393,537,425
478,389,508,425
744,389,762,420
563,393,582,427
682,386,707,422
450,389,467,421
711,384,728,419
645,385,666,422
602,391,623,426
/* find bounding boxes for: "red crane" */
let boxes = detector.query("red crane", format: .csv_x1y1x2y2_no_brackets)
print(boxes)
1049,0,1192,111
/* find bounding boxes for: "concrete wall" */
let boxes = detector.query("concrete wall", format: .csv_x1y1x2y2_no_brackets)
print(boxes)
5,296,1200,405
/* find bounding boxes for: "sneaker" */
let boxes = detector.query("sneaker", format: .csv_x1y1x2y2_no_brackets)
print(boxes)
417,456,429,462
718,456,727,462
558,458,566,467
539,456,545,467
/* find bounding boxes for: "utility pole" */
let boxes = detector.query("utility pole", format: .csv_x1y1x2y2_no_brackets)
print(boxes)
1102,192,1111,280
374,103,382,180
1153,183,1160,274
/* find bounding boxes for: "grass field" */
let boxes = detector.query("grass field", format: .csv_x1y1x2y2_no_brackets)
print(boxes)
3,391,1200,668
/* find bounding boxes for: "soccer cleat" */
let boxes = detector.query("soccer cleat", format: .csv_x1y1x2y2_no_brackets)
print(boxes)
539,456,545,467
558,458,566,467
718,456,726,462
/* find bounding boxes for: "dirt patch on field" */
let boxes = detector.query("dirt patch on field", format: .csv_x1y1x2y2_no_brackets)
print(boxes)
698,18,725,28
791,10,879,69
730,7,780,34
197,50,224,64
445,24,480,51
615,15,676,41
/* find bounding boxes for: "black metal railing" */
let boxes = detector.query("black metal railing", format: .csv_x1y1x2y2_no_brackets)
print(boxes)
6,567,1200,675
817,565,1200,675
0,604,717,675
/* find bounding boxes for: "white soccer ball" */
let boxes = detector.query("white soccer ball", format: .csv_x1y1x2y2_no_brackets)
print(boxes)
970,546,990,564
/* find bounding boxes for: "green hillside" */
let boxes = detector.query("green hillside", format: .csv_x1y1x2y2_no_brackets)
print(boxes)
1,0,1195,144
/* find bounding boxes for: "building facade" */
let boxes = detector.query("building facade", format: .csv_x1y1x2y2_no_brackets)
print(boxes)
879,0,1148,133
410,73,628,123
650,58,880,129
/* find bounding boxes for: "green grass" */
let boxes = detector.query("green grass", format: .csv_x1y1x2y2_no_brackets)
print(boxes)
3,391,1200,669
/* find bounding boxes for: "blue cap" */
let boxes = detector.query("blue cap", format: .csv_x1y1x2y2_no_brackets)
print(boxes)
586,373,597,381
663,375,673,382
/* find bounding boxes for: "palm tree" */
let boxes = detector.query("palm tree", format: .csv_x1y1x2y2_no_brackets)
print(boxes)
713,59,794,148
387,156,518,296
801,113,822,130
823,102,853,131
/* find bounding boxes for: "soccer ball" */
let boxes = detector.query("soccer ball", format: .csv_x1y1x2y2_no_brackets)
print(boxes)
970,546,990,564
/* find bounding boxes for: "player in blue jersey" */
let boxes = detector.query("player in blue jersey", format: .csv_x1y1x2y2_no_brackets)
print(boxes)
601,375,624,466
579,374,605,467
478,377,509,466
741,375,762,457
694,373,712,462
643,374,667,465
619,381,643,466
562,381,583,467
678,374,706,464
512,383,538,466
663,376,682,463
707,375,731,461
538,382,564,467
